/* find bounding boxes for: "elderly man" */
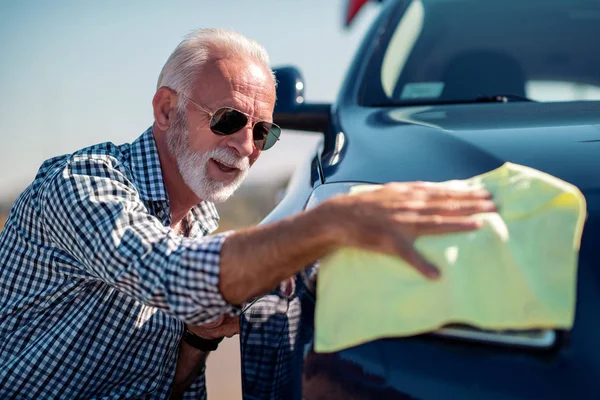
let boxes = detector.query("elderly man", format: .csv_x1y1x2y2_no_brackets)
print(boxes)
0,29,496,399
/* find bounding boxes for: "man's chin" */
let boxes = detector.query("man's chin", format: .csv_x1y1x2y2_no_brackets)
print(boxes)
201,187,238,203
183,166,247,203
192,180,243,204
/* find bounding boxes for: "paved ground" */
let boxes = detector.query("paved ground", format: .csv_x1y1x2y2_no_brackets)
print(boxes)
206,337,242,399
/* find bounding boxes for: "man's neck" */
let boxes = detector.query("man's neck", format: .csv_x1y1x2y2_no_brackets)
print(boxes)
152,123,201,225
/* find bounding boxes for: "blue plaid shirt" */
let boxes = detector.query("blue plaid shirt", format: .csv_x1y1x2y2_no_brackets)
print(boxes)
0,128,315,399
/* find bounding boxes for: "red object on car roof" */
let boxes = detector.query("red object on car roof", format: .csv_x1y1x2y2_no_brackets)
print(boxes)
345,0,371,27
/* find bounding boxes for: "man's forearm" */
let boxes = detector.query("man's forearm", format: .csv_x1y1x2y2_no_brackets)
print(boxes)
219,200,343,305
171,341,210,400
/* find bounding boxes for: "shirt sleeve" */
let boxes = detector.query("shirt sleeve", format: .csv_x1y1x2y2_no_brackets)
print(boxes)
38,155,240,325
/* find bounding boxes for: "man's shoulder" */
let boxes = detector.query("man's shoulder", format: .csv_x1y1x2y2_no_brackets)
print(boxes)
30,140,135,199
70,140,132,167
39,140,131,176
2,139,138,225
68,141,134,176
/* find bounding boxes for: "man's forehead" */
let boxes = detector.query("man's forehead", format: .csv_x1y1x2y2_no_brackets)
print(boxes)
193,57,275,118
199,57,272,90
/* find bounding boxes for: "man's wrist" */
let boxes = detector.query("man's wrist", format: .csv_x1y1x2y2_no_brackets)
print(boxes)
173,332,212,399
182,327,223,352
313,198,351,248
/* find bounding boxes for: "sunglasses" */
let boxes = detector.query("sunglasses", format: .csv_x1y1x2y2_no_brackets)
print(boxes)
179,93,281,151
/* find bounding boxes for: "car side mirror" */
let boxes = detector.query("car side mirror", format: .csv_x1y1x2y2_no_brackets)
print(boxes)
274,66,306,113
273,65,330,133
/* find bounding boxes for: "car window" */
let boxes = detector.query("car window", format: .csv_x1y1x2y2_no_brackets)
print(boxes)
526,81,600,102
363,0,600,105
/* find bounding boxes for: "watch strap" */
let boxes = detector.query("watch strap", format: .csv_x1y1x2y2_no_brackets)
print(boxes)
182,327,223,352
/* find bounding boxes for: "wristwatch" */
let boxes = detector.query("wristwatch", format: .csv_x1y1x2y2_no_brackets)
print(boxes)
182,327,224,352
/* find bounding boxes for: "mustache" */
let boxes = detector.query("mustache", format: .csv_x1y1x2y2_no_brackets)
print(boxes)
208,147,250,171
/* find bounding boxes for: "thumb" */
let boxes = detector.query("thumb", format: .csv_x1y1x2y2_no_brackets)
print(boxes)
395,238,440,280
202,314,226,329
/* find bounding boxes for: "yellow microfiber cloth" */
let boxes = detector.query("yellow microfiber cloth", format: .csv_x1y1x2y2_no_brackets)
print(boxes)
314,162,587,353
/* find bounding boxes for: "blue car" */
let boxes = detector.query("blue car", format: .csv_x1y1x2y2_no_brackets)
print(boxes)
264,0,600,398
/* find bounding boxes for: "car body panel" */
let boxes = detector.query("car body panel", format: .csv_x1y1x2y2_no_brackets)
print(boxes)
266,0,600,398
260,140,323,225
299,100,600,400
323,102,600,191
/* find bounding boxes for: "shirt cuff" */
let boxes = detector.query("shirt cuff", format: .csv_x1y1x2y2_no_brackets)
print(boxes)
179,231,242,325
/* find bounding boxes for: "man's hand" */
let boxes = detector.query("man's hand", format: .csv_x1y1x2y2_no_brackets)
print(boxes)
329,181,496,279
171,316,240,399
186,315,240,339
219,182,496,305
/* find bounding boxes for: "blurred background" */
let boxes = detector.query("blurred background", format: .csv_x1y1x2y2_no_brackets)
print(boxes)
0,0,379,398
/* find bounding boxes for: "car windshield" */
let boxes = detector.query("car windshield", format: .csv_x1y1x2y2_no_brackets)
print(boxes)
360,0,600,106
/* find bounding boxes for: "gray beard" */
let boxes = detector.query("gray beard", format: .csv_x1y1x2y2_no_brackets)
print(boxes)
166,108,249,203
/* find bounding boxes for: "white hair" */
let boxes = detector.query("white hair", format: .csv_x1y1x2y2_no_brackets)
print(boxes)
157,28,276,97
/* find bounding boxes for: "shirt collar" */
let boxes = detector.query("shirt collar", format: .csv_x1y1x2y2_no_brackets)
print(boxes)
189,201,221,236
130,126,169,202
129,126,221,235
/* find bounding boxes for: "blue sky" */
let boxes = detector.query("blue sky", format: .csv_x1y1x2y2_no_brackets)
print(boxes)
0,0,378,196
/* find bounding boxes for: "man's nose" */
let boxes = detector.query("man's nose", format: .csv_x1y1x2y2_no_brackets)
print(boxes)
226,125,255,158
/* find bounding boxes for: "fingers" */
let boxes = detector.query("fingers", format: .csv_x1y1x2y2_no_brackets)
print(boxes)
200,314,226,329
418,188,492,201
390,182,492,201
416,216,484,236
385,181,496,217
223,318,241,338
394,238,440,280
216,316,240,338
348,181,495,277
418,200,497,216
187,315,240,339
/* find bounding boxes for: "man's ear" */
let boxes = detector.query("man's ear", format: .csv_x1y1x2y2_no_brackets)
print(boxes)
152,86,178,130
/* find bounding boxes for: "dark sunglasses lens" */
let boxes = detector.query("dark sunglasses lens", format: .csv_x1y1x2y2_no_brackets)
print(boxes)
211,108,248,135
253,122,281,151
